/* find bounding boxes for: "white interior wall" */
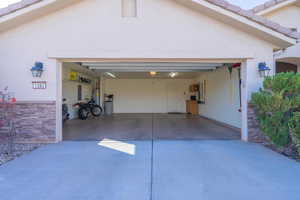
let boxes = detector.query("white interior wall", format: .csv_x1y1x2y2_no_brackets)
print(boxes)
196,67,241,128
62,63,98,119
104,78,194,113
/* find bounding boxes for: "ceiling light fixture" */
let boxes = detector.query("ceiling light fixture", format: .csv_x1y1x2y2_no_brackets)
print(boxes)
150,71,157,76
169,72,178,78
106,72,116,78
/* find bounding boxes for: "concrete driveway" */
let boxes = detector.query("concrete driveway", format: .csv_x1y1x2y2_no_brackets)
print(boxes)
1,140,300,200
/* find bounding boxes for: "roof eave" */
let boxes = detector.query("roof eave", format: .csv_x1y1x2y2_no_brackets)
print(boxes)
255,0,298,16
0,0,81,33
181,0,297,47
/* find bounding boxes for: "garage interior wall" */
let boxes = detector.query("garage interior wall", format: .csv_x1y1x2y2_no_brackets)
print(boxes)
104,78,194,113
62,63,98,119
196,67,242,128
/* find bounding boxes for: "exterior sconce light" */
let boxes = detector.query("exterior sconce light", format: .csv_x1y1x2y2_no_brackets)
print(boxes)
258,62,271,78
31,62,44,78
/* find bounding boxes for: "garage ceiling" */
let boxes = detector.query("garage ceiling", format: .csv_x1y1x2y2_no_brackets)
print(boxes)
102,72,203,79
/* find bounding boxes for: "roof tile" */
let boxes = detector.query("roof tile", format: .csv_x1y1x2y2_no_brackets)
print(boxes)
0,0,41,17
205,0,299,39
251,0,290,14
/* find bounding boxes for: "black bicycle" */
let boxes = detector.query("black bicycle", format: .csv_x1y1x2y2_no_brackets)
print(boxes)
73,99,103,120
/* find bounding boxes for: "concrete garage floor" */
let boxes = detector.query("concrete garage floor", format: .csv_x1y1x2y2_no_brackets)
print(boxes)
1,141,300,200
63,114,240,140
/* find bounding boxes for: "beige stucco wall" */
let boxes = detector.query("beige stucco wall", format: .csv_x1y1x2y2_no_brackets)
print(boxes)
0,0,276,102
263,5,300,31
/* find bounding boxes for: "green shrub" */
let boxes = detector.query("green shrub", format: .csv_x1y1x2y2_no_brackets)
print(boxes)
251,72,300,148
289,112,300,154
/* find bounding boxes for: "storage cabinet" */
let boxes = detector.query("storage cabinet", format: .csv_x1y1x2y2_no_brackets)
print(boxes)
189,84,199,92
186,100,199,115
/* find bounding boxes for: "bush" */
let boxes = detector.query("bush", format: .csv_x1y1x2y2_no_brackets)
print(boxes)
289,112,300,153
251,73,300,149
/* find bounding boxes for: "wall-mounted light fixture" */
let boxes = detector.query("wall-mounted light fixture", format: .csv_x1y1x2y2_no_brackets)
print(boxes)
31,62,44,78
258,62,271,78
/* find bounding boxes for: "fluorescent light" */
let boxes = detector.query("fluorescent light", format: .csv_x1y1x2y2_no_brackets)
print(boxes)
105,72,116,78
169,72,178,78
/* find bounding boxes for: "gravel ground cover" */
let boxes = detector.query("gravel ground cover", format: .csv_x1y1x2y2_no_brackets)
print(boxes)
0,143,43,166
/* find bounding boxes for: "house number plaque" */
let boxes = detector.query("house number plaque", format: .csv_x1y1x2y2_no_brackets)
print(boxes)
32,81,47,89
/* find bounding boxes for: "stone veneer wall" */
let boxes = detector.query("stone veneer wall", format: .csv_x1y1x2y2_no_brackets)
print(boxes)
0,101,56,143
0,101,267,143
248,104,269,143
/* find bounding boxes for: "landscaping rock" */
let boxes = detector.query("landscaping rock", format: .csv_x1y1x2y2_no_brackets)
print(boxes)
0,143,43,166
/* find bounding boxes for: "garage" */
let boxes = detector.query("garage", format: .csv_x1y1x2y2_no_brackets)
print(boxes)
1,0,297,144
62,61,241,141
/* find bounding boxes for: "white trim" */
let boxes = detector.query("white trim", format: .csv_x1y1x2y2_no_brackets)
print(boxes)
56,58,247,142
241,60,249,141
47,51,255,61
256,0,298,16
56,60,63,142
0,0,56,23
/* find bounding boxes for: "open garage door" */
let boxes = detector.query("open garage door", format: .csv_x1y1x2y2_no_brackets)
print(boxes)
62,61,241,141
81,62,223,114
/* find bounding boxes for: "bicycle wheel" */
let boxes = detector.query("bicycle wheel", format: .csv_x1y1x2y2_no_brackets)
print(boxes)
79,107,89,120
91,105,103,117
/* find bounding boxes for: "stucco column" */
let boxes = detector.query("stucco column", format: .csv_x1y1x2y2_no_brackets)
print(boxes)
56,61,63,142
241,60,250,141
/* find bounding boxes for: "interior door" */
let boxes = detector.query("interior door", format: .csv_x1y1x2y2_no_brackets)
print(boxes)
151,80,167,113
166,80,190,113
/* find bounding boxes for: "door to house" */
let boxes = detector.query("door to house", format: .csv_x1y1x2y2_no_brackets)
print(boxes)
167,79,189,113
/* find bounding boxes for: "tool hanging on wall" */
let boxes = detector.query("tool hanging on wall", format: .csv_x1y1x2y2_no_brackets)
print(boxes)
225,63,242,107
232,63,242,110
225,64,234,104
